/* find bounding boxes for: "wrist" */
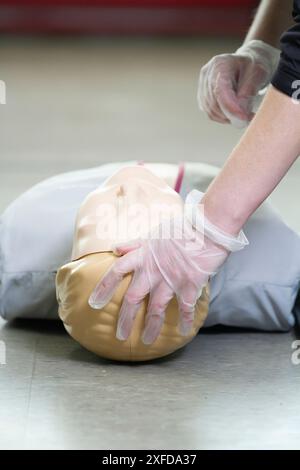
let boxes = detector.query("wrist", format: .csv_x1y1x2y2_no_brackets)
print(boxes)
236,39,280,73
200,193,246,236
184,190,249,252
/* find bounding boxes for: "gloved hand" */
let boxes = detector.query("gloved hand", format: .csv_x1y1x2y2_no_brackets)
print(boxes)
89,190,249,344
198,39,280,128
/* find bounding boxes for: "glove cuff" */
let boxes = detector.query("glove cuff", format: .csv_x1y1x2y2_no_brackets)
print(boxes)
184,190,249,252
236,39,280,74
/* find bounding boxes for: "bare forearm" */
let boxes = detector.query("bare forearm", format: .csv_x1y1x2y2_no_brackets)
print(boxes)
245,0,294,47
202,86,300,234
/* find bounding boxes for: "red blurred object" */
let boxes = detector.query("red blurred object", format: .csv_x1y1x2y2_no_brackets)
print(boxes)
0,1,259,35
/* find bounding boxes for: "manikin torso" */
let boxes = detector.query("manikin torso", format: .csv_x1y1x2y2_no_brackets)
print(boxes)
56,166,209,361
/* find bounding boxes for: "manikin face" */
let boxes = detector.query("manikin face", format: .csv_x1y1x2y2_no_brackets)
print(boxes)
71,165,185,260
56,166,209,362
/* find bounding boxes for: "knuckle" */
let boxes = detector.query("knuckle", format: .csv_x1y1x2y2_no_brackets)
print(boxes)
214,81,228,98
200,63,209,76
179,296,196,315
211,55,223,66
181,305,195,316
111,262,125,279
213,82,222,97
124,291,143,305
149,301,167,314
212,54,232,70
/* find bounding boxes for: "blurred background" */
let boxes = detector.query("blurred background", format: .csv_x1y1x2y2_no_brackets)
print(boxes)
0,0,299,230
1,1,300,452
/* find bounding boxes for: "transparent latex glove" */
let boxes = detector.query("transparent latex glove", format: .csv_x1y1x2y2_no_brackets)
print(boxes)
89,190,249,344
198,39,280,128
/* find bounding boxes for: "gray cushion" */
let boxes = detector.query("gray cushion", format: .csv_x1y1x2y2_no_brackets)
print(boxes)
1,162,299,331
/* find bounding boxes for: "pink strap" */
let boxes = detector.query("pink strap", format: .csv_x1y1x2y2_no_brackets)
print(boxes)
136,161,184,192
174,163,185,193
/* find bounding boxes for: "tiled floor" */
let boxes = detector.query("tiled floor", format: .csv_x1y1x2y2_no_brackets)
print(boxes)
0,36,299,450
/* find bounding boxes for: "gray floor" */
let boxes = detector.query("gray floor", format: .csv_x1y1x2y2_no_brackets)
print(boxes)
0,36,300,450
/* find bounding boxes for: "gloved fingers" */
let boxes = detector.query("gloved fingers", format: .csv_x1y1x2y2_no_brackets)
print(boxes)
237,62,269,99
211,59,250,124
205,93,231,123
210,57,249,123
88,248,142,310
215,80,250,125
113,239,142,256
142,281,174,345
234,91,254,122
206,72,232,123
198,65,229,123
235,65,268,121
237,96,256,122
199,51,272,127
177,283,203,336
197,63,209,112
116,268,150,341
200,59,248,125
116,300,142,341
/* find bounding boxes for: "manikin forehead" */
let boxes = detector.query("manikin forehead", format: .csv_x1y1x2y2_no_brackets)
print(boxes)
71,166,183,260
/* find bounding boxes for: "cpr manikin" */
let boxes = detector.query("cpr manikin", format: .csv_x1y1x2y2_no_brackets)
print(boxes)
56,166,210,361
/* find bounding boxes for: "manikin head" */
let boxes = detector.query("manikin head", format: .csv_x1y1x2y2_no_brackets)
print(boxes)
56,165,209,361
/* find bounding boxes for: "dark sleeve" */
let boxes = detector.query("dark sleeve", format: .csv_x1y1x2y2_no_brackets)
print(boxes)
271,0,300,96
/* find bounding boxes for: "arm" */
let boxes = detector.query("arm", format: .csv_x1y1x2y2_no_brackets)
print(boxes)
202,0,300,231
245,0,294,47
197,0,294,126
202,85,300,234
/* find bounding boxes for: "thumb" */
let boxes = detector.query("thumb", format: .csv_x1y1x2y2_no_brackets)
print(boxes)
235,66,268,120
216,84,250,123
112,239,142,256
237,64,268,99
237,96,255,122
